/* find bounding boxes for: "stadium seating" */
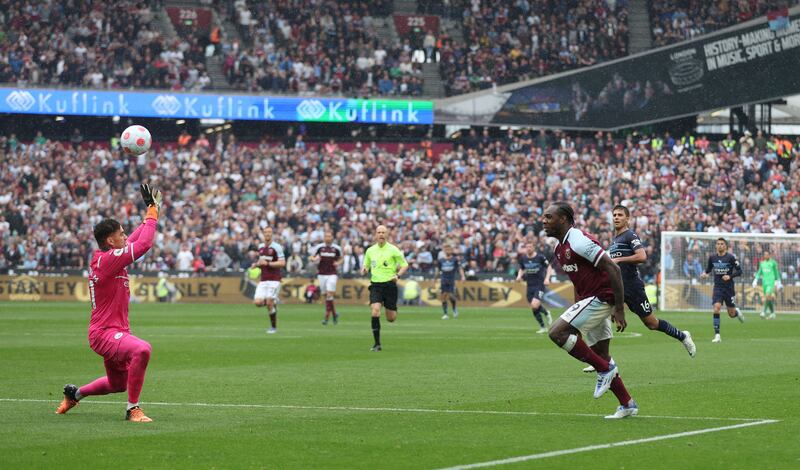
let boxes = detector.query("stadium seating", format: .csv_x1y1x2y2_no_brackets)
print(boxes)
440,0,629,96
1,130,797,279
0,0,211,91
223,0,422,96
650,0,800,47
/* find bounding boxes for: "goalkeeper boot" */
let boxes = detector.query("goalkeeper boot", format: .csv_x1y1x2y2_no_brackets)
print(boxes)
125,406,153,422
712,334,721,343
768,313,776,320
55,384,79,414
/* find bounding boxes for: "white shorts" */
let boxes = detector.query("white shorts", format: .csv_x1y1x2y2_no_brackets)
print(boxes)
317,274,338,294
255,281,281,300
559,296,613,347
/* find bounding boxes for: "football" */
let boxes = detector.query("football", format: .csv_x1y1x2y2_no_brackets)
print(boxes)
120,125,152,155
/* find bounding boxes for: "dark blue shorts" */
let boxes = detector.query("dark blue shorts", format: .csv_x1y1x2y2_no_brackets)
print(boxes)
526,285,545,303
440,280,455,294
625,288,653,318
712,286,736,307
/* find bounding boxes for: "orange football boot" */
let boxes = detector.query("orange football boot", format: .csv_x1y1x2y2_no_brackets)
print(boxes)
125,406,153,422
55,384,79,414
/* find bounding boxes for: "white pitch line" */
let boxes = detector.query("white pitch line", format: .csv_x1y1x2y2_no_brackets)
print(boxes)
437,419,779,470
0,398,768,422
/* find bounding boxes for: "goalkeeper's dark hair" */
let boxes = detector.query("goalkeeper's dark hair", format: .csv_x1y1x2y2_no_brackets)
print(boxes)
717,237,728,247
94,219,122,249
552,202,575,225
612,204,630,217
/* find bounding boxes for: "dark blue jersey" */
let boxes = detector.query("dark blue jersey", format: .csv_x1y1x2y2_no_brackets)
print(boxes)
438,257,460,282
609,229,645,288
518,254,549,287
706,253,742,288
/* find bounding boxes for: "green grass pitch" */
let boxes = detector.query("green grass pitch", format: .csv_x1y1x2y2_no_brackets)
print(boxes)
1,301,798,469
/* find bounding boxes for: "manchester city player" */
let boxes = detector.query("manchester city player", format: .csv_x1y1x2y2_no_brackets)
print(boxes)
437,245,465,319
701,238,744,343
515,241,553,333
608,206,695,356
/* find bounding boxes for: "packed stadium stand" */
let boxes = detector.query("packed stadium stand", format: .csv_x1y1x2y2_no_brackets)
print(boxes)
1,0,638,97
650,0,800,47
2,129,798,280
221,0,423,96
0,0,212,91
439,0,630,96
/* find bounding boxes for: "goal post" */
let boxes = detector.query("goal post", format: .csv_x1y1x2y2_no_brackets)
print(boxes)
660,231,800,313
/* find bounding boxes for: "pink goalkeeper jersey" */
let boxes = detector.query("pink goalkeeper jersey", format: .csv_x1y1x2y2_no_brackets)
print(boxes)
87,219,157,340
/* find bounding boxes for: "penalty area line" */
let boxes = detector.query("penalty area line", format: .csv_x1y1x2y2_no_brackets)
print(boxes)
0,398,770,422
436,419,779,470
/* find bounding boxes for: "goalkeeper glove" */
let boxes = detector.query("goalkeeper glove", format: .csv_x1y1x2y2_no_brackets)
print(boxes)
776,281,783,290
752,279,758,288
140,183,163,221
140,183,162,209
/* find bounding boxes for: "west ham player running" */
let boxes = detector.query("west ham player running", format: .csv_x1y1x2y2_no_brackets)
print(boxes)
252,227,286,334
543,202,638,419
437,244,465,319
609,206,695,355
753,250,781,320
56,184,162,422
701,238,744,343
310,231,343,325
361,225,409,351
515,241,554,333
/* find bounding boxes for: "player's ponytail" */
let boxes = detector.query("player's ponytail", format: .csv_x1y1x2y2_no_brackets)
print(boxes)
553,202,575,225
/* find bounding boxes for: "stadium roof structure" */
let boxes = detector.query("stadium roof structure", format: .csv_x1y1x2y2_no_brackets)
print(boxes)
434,5,800,132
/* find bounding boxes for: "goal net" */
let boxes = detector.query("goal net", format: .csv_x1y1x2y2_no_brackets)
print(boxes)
660,232,800,313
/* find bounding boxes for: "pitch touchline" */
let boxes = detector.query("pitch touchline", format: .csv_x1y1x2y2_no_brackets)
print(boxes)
0,398,767,422
436,419,779,469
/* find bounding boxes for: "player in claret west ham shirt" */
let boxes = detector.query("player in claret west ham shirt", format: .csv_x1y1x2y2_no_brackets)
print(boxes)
543,202,639,419
253,226,286,334
310,231,343,325
55,184,162,423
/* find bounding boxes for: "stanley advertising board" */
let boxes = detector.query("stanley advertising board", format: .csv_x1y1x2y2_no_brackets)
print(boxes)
488,12,800,130
0,275,574,308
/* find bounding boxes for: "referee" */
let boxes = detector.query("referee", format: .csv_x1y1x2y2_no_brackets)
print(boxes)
360,225,409,351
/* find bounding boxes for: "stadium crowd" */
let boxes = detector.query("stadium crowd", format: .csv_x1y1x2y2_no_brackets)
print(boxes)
1,128,799,282
440,0,630,96
0,0,211,92
222,0,424,96
650,0,800,47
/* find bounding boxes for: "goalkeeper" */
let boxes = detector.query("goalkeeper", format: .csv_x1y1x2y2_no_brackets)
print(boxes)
753,250,781,320
56,184,163,422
